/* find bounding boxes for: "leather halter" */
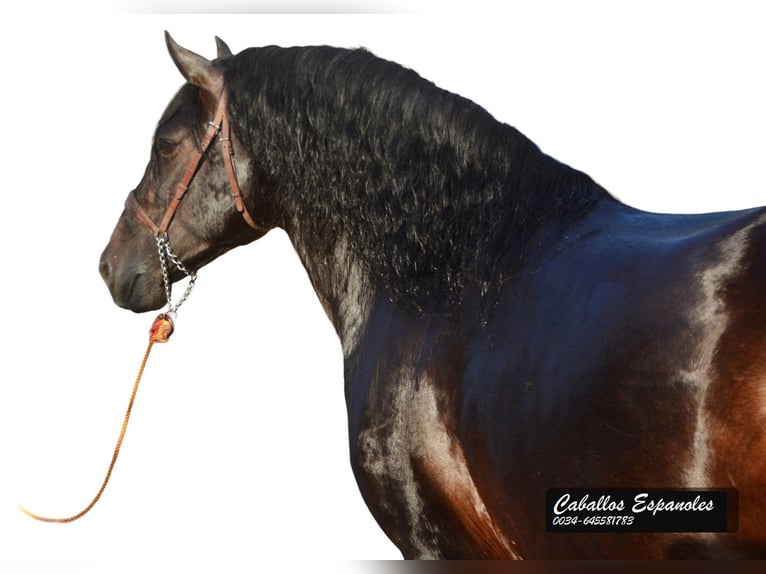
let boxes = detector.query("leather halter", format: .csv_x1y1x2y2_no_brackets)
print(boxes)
125,89,265,237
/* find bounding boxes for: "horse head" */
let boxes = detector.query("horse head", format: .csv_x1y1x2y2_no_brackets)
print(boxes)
99,34,266,313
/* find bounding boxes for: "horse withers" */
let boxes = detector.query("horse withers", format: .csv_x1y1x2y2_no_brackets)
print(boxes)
100,34,766,558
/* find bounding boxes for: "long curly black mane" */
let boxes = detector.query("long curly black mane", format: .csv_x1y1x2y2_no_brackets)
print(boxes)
223,45,610,311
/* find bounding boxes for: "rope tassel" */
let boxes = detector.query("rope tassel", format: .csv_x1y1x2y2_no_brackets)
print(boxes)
19,313,175,523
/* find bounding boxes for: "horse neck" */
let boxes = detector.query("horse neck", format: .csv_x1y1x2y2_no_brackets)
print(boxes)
289,229,376,358
226,47,609,347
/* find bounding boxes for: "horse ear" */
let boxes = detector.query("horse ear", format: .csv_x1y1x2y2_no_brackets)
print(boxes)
165,31,223,98
215,36,233,58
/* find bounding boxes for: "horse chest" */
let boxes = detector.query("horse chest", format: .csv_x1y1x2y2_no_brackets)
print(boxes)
352,369,518,559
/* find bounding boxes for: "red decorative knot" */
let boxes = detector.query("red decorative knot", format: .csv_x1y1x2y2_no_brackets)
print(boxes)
149,313,175,344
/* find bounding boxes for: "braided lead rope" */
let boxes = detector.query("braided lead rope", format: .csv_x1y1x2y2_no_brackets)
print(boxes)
19,314,175,523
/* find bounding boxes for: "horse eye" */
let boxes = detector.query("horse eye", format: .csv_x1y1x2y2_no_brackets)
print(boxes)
157,137,178,157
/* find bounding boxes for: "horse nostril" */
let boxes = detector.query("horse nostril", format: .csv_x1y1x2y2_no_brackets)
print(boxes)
99,254,113,282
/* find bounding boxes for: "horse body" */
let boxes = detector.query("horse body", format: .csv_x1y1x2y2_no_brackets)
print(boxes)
100,36,766,558
335,201,766,558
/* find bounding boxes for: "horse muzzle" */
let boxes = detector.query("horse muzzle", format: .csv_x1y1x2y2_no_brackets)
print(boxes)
99,243,166,313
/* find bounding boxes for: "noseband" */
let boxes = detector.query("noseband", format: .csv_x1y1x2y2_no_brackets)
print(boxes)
124,89,265,313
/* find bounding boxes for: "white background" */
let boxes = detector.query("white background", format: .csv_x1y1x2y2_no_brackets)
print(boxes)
1,1,764,570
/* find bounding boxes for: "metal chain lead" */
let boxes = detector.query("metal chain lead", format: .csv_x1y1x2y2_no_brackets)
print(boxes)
156,234,197,314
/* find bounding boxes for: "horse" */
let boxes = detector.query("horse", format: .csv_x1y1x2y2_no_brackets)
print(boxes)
99,34,766,559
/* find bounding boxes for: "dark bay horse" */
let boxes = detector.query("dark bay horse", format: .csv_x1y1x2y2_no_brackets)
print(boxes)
99,34,766,559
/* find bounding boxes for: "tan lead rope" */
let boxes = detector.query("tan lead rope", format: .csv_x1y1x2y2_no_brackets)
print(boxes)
19,313,175,523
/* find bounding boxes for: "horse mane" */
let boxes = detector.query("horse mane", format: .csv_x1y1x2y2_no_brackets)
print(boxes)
223,45,611,312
